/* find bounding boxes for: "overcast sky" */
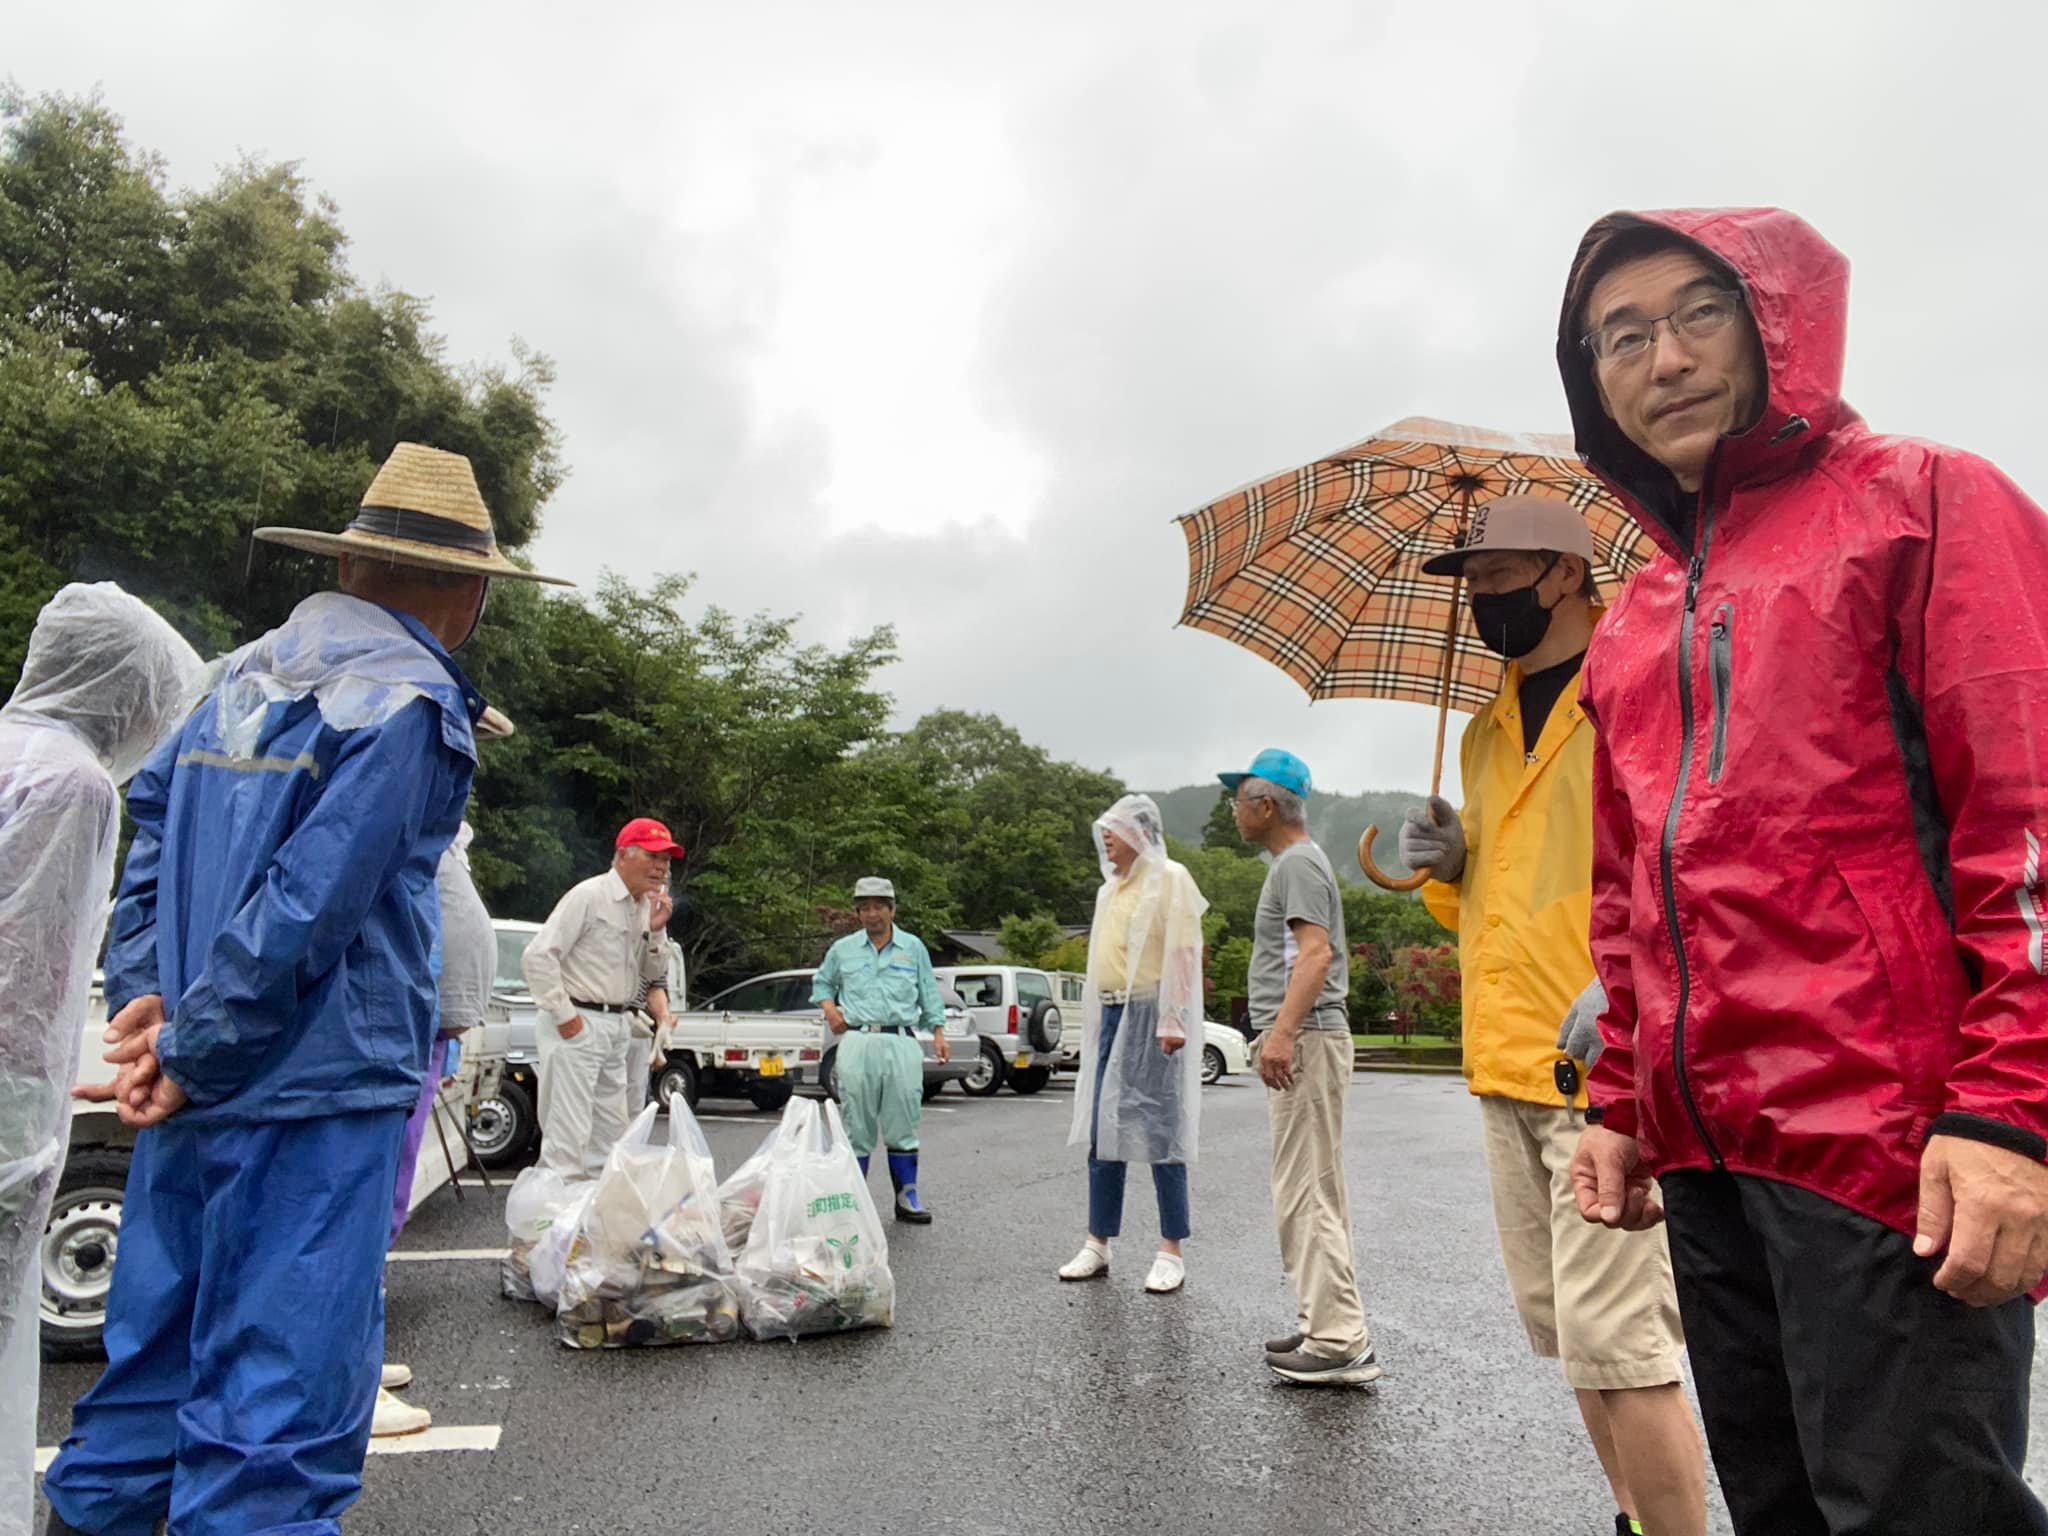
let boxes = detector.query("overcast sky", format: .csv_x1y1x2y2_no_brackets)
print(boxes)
15,1,2047,792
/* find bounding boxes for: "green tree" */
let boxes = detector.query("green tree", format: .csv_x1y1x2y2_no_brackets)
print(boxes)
876,710,1121,928
996,912,1064,967
0,87,560,679
1201,786,1252,853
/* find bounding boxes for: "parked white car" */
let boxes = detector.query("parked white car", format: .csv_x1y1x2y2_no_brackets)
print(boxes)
1046,966,1251,1087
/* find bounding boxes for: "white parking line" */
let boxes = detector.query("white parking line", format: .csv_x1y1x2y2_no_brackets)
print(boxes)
36,1425,503,1475
387,1247,508,1263
366,1425,501,1455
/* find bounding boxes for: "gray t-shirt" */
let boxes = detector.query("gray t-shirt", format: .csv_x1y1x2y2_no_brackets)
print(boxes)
1248,840,1351,1031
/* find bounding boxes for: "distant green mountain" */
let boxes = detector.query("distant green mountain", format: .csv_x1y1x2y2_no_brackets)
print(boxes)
1146,784,1431,885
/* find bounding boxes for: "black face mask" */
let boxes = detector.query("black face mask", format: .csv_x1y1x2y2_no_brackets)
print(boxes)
1468,555,1560,659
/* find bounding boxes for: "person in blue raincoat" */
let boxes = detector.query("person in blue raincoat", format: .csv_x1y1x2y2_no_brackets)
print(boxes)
43,444,569,1536
812,877,948,1222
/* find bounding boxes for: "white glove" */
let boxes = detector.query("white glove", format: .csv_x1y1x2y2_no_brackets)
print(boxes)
1397,796,1466,882
1555,979,1608,1068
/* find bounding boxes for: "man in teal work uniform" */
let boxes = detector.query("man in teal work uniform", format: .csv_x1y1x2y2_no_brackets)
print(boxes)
812,876,949,1223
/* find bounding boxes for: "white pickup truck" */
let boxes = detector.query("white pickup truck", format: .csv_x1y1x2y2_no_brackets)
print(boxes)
475,921,830,1154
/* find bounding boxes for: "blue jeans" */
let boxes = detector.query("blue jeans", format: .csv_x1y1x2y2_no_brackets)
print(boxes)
1088,1004,1191,1242
44,1109,405,1536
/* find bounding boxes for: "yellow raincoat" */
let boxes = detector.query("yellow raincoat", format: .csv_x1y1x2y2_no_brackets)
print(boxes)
1421,654,1596,1108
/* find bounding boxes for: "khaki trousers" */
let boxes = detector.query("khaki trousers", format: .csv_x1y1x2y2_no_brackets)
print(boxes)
1268,1030,1369,1359
535,1009,632,1179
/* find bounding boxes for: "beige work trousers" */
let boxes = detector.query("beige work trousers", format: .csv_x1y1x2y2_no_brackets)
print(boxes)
535,1009,633,1179
1268,1029,1370,1359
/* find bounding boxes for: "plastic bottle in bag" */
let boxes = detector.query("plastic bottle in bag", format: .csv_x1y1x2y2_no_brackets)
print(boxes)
736,1100,895,1340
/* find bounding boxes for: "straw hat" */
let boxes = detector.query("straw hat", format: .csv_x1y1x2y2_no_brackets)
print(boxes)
253,442,572,586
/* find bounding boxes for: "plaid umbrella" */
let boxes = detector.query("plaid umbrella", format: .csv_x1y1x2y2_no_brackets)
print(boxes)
1175,416,1654,886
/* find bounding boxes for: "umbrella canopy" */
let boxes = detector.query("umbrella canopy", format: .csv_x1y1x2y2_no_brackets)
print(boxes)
1175,416,1653,713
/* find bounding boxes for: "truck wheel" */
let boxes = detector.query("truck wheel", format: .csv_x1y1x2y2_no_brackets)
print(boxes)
959,1040,1004,1098
655,1056,700,1109
818,1048,841,1103
920,1077,944,1103
1009,1065,1052,1096
1026,1001,1063,1054
748,1079,794,1113
469,1077,537,1168
42,1148,131,1361
1201,1045,1226,1086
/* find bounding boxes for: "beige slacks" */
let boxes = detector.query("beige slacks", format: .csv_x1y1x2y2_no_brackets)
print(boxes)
535,1009,633,1179
1268,1029,1369,1359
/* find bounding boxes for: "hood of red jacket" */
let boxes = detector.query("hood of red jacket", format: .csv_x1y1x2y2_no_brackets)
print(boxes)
1555,207,1859,559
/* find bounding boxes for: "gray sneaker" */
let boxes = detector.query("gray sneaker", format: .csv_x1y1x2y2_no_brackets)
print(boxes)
1264,1330,1304,1354
1266,1344,1381,1386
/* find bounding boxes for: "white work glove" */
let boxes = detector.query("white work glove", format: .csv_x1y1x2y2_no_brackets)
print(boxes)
1556,979,1608,1069
1397,796,1466,882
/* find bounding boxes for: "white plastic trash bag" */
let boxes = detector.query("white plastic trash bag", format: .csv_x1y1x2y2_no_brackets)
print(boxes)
555,1098,741,1349
717,1096,818,1253
501,1166,592,1302
737,1100,894,1341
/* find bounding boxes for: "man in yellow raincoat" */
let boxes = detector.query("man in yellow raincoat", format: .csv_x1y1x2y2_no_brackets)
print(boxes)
1403,495,1704,1536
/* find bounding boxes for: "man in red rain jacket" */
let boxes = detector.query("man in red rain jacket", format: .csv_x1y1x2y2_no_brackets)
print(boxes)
1561,207,2048,1534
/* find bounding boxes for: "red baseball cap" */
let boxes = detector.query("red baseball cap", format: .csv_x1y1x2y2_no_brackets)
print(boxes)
615,817,686,858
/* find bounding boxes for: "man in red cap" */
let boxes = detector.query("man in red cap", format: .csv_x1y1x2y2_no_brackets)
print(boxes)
522,818,682,1177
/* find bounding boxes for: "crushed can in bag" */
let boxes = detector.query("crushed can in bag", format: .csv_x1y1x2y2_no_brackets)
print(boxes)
554,1098,743,1349
736,1099,894,1340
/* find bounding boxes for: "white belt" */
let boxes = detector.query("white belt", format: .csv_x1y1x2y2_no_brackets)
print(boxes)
1100,989,1133,1005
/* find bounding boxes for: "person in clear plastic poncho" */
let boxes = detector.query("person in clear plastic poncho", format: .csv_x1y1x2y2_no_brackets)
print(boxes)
1060,795,1209,1294
0,583,201,1536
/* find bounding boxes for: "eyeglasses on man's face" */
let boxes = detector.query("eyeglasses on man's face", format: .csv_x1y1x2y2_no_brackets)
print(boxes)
1581,287,1745,365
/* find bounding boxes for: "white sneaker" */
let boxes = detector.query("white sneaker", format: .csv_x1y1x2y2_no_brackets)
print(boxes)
371,1387,432,1437
380,1362,413,1391
1058,1240,1111,1281
1143,1252,1185,1293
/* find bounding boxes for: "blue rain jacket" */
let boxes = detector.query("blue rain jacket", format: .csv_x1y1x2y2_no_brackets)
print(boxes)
102,595,482,1124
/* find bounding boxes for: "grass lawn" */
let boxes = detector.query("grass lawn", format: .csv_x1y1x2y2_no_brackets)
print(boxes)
1351,1032,1460,1050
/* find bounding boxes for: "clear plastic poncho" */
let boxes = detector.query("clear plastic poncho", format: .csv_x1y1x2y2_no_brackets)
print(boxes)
435,824,495,1037
1065,794,1210,1166
0,583,202,1531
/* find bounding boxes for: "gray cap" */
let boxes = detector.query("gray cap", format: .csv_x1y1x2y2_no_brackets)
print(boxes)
852,876,897,902
1421,495,1597,577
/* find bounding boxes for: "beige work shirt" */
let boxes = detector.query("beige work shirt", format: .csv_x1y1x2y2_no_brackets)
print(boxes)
522,868,669,1027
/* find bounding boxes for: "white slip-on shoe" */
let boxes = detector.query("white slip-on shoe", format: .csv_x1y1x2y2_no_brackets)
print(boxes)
1143,1253,1185,1294
1058,1241,1111,1281
380,1362,413,1391
371,1387,432,1437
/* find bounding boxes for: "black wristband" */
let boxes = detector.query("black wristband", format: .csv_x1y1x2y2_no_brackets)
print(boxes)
1928,1111,2048,1163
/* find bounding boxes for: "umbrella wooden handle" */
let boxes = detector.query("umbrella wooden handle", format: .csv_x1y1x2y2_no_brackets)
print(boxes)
1359,824,1430,893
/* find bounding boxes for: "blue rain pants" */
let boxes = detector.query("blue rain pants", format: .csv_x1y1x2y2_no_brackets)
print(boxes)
42,1108,405,1536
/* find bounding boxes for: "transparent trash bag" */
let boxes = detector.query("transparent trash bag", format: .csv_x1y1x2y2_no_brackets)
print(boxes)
716,1096,818,1254
736,1099,894,1341
554,1097,741,1349
500,1166,593,1303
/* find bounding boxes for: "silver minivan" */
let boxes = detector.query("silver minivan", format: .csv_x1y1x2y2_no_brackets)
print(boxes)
932,965,1064,1096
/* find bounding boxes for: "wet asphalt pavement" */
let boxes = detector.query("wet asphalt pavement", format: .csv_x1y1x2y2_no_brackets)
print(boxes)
36,1072,2048,1534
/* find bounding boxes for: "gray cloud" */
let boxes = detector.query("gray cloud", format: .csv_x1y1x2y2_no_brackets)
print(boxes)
15,0,2048,796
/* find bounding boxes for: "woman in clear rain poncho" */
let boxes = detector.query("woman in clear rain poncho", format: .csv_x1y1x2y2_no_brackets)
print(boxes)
1060,794,1209,1294
0,584,201,1534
